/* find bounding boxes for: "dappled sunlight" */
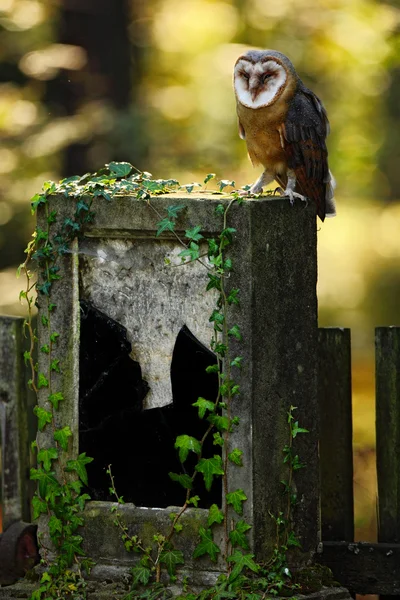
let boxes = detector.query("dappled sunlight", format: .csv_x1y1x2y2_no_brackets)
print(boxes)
0,0,399,546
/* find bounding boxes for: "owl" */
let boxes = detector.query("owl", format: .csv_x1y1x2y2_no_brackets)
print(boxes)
234,49,336,221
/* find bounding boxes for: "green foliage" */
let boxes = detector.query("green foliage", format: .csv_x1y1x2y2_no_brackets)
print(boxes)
192,397,215,418
168,472,193,489
159,549,185,576
226,489,247,515
195,455,224,491
207,504,224,527
174,434,202,463
193,527,220,562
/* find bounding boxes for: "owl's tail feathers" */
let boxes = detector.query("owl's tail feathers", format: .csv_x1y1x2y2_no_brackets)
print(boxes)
325,170,336,218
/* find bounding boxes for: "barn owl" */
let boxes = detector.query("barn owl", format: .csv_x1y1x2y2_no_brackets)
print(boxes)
234,49,336,221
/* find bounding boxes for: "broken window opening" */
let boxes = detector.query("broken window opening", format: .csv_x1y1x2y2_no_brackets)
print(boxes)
79,304,220,508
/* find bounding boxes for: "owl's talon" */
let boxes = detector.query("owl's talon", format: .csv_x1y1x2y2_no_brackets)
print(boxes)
283,189,308,206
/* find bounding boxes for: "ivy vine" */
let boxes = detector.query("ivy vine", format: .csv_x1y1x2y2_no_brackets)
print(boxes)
18,162,333,599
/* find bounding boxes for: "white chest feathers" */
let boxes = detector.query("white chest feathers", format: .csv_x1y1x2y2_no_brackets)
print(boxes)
234,60,287,109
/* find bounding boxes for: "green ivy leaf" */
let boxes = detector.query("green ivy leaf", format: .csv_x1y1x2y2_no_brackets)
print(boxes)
229,520,251,550
31,193,47,213
183,182,201,193
48,515,63,537
50,359,61,372
131,565,152,586
30,586,48,600
292,421,309,438
228,448,243,466
192,397,215,419
226,489,247,515
169,472,193,490
166,204,185,219
230,356,243,369
193,527,220,562
37,373,49,389
174,435,201,463
34,406,52,430
66,452,94,486
213,432,224,447
107,161,132,178
40,345,49,355
30,467,58,501
61,534,85,565
195,455,224,491
215,204,225,216
187,495,200,507
54,426,72,451
47,210,57,224
228,324,242,340
218,179,235,191
159,549,185,576
204,173,216,185
208,238,219,255
178,241,200,262
50,332,60,343
206,273,222,292
207,414,229,432
69,480,83,495
205,364,219,374
48,392,64,410
36,282,52,296
207,504,224,526
227,550,259,582
287,531,302,548
37,447,58,472
156,217,175,237
209,309,224,330
185,226,203,242
32,495,47,519
76,199,89,214
76,493,91,511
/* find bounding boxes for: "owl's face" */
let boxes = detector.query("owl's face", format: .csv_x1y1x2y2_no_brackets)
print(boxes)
234,50,294,109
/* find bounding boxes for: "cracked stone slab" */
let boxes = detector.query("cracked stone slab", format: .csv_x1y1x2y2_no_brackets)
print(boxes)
79,237,217,409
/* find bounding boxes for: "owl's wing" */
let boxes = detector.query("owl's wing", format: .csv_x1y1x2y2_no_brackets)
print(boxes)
278,83,331,221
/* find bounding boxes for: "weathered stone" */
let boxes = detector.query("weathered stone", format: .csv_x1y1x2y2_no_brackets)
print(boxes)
79,237,218,408
0,581,352,600
36,193,319,572
0,316,33,529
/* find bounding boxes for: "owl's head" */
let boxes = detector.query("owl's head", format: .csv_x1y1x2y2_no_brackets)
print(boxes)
234,49,297,109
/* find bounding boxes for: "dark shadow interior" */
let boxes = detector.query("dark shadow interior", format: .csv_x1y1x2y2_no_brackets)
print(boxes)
79,301,221,508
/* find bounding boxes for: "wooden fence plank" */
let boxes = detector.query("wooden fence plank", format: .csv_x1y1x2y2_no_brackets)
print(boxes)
317,540,400,594
376,327,400,600
0,316,33,529
318,328,354,542
376,327,400,543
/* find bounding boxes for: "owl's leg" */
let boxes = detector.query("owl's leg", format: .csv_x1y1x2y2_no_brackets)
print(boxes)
249,170,275,194
282,170,308,205
239,170,274,196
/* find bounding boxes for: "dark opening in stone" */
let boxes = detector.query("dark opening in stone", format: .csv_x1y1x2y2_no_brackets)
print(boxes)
79,304,220,508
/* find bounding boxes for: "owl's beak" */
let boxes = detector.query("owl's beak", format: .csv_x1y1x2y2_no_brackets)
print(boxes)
250,88,258,101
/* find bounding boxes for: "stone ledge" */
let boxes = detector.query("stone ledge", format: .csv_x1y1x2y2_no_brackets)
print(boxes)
0,582,352,600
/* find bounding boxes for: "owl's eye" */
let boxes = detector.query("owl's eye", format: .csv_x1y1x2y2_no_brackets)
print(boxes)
242,72,250,81
262,73,272,83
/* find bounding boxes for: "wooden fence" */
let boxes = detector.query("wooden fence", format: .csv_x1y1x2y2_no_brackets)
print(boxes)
1,316,400,593
317,326,400,595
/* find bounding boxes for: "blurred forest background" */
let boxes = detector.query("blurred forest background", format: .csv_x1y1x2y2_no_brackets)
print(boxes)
1,0,400,541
